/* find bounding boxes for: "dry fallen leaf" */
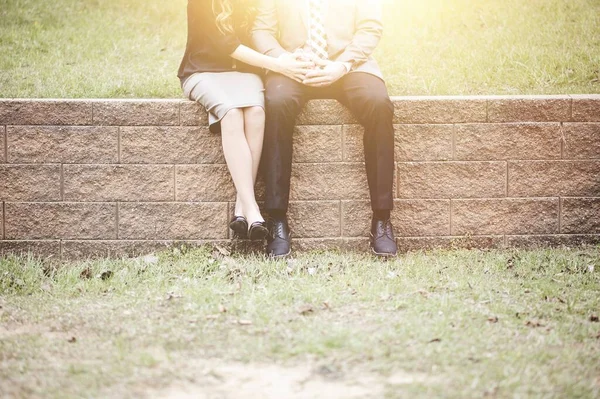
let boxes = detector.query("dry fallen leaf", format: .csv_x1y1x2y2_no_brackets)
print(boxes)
67,337,77,343
488,316,499,323
205,315,219,320
322,301,331,310
525,320,544,328
219,304,227,313
98,270,113,281
428,338,441,343
298,304,314,316
80,267,92,280
590,314,599,323
214,244,231,257
166,292,182,300
236,320,252,326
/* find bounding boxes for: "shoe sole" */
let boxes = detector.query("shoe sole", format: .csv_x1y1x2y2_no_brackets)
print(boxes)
249,225,269,241
371,246,398,257
268,248,292,258
229,220,248,239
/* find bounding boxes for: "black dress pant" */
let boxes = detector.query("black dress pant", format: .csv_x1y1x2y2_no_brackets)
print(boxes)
262,72,395,213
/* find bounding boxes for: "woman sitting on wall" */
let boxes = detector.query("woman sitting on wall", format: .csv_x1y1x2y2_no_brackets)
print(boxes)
178,0,314,240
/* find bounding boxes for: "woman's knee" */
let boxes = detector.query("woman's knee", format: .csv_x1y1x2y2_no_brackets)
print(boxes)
244,106,265,123
221,108,245,133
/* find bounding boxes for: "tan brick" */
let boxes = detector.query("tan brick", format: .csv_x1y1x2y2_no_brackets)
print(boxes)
563,123,600,159
290,163,369,200
571,95,600,122
508,161,600,197
341,200,450,237
452,198,559,235
561,198,600,234
396,124,453,161
176,165,236,201
397,236,504,252
506,235,600,248
297,100,357,125
7,126,118,164
397,162,506,199
0,100,92,125
455,123,561,160
180,101,209,126
294,125,342,163
63,165,174,201
120,126,224,164
0,165,61,201
287,201,340,238
393,97,487,124
5,202,116,240
343,124,453,162
0,240,61,258
342,125,364,162
487,96,570,122
119,203,227,240
92,100,179,126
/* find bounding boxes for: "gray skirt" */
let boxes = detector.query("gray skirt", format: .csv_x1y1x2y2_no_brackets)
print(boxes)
182,71,265,134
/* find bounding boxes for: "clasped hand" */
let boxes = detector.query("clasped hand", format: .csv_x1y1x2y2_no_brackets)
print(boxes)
275,51,347,87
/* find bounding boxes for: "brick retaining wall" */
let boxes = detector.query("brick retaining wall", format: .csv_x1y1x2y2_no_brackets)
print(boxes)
1,95,599,260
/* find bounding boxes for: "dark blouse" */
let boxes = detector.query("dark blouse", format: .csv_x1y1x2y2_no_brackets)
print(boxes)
178,0,256,83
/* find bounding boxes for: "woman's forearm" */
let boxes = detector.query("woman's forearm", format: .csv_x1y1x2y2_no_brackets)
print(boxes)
230,45,280,73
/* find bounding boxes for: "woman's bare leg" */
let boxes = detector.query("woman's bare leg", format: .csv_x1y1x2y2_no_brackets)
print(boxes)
220,108,263,225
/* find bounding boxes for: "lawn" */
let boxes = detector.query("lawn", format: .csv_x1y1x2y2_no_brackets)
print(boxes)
0,0,599,98
1,247,599,398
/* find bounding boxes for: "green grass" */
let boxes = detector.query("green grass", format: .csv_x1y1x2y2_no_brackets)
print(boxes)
1,0,599,98
1,247,599,397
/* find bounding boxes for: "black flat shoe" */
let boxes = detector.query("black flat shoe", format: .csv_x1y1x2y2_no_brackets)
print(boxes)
248,221,269,241
229,216,248,239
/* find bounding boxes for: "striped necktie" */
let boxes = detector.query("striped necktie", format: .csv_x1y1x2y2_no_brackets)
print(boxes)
308,0,328,60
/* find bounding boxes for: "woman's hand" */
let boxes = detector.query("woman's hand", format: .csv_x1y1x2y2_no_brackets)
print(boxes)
273,52,316,82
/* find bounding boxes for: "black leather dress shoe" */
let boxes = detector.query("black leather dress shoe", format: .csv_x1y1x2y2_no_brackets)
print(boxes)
370,218,398,257
267,217,291,258
229,216,248,239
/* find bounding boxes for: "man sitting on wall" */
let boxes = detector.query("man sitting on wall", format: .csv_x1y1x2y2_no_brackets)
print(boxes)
252,0,397,257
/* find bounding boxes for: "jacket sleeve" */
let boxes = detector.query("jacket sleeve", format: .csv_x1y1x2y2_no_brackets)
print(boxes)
333,0,383,68
251,0,287,58
190,0,241,56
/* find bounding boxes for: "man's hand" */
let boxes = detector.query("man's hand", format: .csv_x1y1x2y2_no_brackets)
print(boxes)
274,52,315,82
302,59,348,87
